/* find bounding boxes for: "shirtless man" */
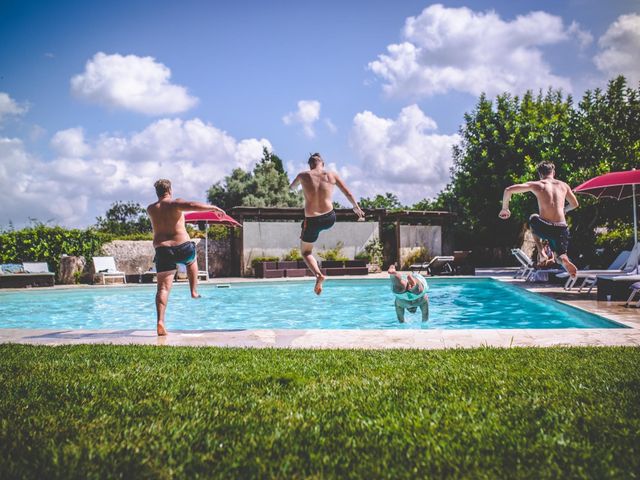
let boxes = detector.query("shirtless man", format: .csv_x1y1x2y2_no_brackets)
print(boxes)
499,161,579,277
388,264,429,323
147,179,225,335
290,153,365,295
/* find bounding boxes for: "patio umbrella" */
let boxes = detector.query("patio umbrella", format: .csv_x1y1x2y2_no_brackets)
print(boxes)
184,211,242,278
574,169,640,245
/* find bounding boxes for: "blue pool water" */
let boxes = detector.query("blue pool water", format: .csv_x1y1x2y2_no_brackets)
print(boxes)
0,278,625,330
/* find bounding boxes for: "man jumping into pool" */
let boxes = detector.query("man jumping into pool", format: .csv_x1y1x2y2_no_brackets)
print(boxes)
290,153,365,295
147,179,225,336
388,264,429,323
499,161,579,277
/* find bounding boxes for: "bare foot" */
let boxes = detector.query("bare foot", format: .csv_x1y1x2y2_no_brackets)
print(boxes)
388,264,396,275
191,292,201,299
314,274,326,295
157,322,168,336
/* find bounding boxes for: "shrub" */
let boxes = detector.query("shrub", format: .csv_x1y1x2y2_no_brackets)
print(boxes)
318,242,349,262
0,224,108,276
402,247,430,270
251,256,279,269
282,248,302,261
359,238,384,265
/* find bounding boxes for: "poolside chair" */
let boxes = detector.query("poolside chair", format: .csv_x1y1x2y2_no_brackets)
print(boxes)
557,243,639,292
92,256,127,285
0,262,55,288
177,263,208,281
511,249,564,282
410,256,454,275
511,249,535,280
624,281,640,307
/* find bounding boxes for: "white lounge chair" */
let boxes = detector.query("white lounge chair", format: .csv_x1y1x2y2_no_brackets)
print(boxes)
511,248,535,280
511,248,564,282
410,256,455,275
624,281,640,307
93,256,127,285
177,263,208,281
557,243,640,291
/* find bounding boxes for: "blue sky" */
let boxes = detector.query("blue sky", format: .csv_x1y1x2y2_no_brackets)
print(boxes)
0,0,638,227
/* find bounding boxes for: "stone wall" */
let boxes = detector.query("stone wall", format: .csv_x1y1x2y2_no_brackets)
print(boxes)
242,221,379,274
99,238,232,277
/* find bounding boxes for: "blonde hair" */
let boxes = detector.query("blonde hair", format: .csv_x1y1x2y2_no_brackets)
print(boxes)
154,179,172,197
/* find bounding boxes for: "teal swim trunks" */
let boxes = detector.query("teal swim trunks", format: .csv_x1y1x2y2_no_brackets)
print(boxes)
394,273,429,302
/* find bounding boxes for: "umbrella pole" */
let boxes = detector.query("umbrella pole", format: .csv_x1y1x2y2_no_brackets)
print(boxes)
205,224,209,280
634,183,638,246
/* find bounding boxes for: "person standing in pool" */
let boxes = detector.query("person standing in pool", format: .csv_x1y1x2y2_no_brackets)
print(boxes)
388,264,429,322
290,153,365,295
147,179,225,336
499,161,579,277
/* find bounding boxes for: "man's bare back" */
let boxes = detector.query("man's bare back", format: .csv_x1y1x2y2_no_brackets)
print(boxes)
147,198,191,248
296,170,338,217
527,179,574,224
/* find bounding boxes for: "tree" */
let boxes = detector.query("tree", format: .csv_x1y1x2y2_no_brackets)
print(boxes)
207,148,302,210
431,76,640,265
359,193,404,210
95,201,151,236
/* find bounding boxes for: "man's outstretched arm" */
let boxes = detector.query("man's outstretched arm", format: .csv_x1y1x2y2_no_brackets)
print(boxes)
334,174,364,219
499,182,535,219
565,185,579,213
289,174,301,191
420,298,429,322
394,300,406,323
173,199,225,214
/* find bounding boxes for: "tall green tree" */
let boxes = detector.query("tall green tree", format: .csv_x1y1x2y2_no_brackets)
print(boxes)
433,76,640,265
207,148,302,210
95,201,151,236
359,193,404,210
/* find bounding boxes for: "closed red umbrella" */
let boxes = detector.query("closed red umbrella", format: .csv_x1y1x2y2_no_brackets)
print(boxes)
184,211,242,278
574,169,640,245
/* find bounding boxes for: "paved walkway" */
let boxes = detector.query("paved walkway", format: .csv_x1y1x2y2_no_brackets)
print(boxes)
1,272,639,349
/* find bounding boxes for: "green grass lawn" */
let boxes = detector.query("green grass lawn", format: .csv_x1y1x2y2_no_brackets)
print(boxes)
0,345,638,479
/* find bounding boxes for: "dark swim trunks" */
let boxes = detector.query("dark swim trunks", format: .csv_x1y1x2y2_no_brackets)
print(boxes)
154,241,197,273
300,210,337,243
529,214,570,256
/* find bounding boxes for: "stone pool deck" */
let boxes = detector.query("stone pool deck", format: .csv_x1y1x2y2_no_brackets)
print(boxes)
1,271,639,349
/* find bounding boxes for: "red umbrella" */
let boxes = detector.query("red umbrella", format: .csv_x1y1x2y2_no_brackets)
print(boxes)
574,169,640,244
184,211,242,278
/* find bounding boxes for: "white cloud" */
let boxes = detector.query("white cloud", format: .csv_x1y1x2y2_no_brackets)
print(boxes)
0,92,28,125
368,4,589,98
594,13,640,85
324,118,338,134
0,119,271,227
71,52,198,115
283,100,321,138
348,105,460,204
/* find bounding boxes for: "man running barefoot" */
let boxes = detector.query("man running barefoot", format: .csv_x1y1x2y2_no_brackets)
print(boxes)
290,153,365,295
499,161,579,277
147,179,225,336
388,264,429,323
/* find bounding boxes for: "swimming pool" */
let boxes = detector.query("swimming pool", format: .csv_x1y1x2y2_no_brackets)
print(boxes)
0,278,625,330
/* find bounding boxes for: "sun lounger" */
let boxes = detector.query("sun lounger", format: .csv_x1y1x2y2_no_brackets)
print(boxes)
595,274,640,301
0,262,55,288
92,256,127,285
624,281,640,307
410,256,455,275
557,243,639,291
176,263,208,281
510,249,564,282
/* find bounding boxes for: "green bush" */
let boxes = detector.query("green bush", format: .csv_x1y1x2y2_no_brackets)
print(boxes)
282,248,302,261
356,238,384,265
251,256,279,269
0,224,108,276
402,247,430,270
318,242,349,262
